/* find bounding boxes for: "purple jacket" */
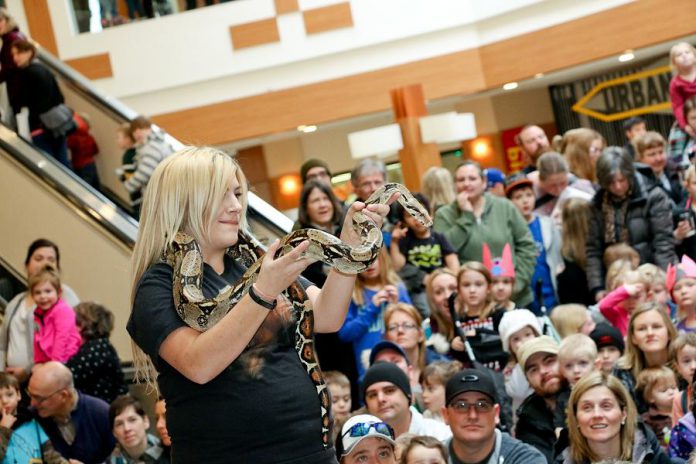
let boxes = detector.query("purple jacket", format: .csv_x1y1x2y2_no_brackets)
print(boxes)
33,298,81,364
670,411,696,459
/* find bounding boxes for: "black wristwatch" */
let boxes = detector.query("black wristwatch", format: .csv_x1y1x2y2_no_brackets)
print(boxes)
249,284,277,310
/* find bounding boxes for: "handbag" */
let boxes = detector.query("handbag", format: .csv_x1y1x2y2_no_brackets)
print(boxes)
38,104,75,137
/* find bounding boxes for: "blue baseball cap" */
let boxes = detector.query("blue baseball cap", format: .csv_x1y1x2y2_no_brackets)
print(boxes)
485,168,505,189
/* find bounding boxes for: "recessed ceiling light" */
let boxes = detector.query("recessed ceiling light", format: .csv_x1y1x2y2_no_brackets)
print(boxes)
298,125,317,133
534,73,544,79
618,51,634,62
503,82,518,91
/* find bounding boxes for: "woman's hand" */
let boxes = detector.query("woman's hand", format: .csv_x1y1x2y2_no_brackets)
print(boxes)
384,284,399,304
456,191,473,213
255,239,317,298
339,194,399,246
371,288,392,307
674,220,692,240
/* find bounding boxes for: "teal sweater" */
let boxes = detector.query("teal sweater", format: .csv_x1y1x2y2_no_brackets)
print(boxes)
433,193,536,306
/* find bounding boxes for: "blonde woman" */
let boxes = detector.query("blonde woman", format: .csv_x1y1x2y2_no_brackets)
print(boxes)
558,371,669,463
614,302,677,414
552,128,605,183
128,147,393,461
421,167,455,215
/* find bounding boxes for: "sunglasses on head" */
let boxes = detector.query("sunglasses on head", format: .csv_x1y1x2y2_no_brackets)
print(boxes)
342,422,395,440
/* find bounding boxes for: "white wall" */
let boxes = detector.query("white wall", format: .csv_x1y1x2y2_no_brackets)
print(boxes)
12,0,628,117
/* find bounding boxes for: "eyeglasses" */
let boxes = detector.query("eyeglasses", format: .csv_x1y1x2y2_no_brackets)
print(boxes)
342,422,395,440
25,387,65,404
386,322,418,333
449,399,494,413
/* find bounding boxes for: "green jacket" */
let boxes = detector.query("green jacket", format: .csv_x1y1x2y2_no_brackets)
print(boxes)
433,193,536,306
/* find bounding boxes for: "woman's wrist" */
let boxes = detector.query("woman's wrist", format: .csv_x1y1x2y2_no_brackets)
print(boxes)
252,283,277,301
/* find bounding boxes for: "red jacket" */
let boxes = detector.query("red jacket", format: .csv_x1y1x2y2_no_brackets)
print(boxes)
670,75,696,129
67,114,99,169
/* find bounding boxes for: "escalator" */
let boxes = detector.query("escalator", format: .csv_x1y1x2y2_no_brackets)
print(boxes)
0,49,293,362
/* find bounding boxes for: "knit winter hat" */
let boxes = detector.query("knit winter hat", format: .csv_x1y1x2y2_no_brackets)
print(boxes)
589,322,624,354
300,158,332,183
361,361,412,404
498,309,542,353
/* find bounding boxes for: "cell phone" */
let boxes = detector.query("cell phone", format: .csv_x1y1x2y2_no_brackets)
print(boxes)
680,211,691,222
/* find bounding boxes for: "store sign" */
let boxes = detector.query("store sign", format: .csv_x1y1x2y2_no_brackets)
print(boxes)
572,65,672,122
501,126,525,173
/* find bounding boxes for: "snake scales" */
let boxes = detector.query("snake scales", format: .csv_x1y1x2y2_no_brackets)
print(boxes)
163,183,432,448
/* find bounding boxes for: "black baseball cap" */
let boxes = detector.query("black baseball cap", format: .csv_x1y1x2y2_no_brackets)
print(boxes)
445,368,498,405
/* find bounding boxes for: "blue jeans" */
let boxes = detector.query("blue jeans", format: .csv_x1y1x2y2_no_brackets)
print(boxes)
32,132,71,169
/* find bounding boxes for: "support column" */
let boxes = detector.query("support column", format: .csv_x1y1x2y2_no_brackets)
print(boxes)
390,84,441,191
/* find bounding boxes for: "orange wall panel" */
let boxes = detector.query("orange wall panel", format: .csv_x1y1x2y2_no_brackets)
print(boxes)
275,0,299,15
23,0,58,55
303,3,353,35
230,18,280,50
65,53,114,80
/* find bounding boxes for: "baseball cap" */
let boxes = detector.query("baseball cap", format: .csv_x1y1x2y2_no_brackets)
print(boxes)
369,341,411,366
445,368,498,405
337,414,396,457
504,172,533,198
517,335,560,371
485,168,505,189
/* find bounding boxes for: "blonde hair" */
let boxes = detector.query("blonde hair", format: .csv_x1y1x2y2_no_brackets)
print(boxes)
550,304,589,339
605,259,637,292
425,268,458,339
353,247,401,307
421,167,455,215
384,303,426,371
603,244,640,269
670,42,696,74
559,333,597,364
561,198,591,268
617,302,677,380
567,371,636,462
28,266,61,295
457,262,494,321
636,366,677,405
553,128,605,182
420,360,462,388
634,131,666,160
610,269,645,292
130,147,248,388
323,370,350,389
637,263,666,290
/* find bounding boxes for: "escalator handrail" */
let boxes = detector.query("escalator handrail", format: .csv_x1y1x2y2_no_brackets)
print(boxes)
0,124,139,246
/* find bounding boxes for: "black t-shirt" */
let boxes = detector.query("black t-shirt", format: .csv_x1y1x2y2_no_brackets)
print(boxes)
397,230,455,274
127,255,334,464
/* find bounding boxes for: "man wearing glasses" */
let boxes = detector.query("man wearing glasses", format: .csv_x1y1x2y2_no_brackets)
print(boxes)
442,368,544,464
28,362,114,463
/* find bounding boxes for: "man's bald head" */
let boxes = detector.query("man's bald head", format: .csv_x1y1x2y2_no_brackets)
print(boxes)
31,362,74,392
28,362,76,418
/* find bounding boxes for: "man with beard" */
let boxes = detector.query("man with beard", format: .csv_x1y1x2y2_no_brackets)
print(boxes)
516,125,551,174
514,336,566,463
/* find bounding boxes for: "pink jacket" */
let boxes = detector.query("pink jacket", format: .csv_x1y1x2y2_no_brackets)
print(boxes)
598,286,630,337
33,299,81,364
670,75,696,129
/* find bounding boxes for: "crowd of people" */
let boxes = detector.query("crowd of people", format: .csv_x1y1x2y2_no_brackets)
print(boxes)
2,24,696,463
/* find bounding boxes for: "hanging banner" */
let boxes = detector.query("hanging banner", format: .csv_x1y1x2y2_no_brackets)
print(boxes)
501,126,525,173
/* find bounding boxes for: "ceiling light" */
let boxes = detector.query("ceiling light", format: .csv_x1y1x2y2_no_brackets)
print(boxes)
502,82,518,91
534,73,544,79
297,125,317,133
618,51,634,62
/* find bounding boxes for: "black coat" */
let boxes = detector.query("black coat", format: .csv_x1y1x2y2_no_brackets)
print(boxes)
15,62,65,131
516,393,557,464
586,173,677,294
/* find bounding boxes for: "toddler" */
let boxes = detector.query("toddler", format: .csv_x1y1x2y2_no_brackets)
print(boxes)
549,304,595,339
28,267,81,364
637,366,678,450
324,370,351,423
670,375,696,460
498,309,542,428
554,334,597,433
667,254,696,332
589,322,624,375
482,243,516,312
420,360,461,423
670,333,696,423
598,269,648,336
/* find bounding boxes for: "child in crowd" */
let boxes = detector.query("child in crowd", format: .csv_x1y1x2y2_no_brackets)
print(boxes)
637,366,678,450
390,193,458,317
0,372,64,460
638,263,675,316
324,370,351,443
399,435,448,464
420,360,461,423
554,334,597,434
115,123,140,216
667,42,696,164
667,254,696,332
338,249,411,377
589,322,624,375
670,333,696,424
505,175,562,315
603,258,637,297
453,262,507,370
67,112,100,189
598,269,648,337
28,267,81,364
603,243,640,270
670,377,696,460
549,304,595,339
482,243,516,312
424,268,458,357
498,309,541,428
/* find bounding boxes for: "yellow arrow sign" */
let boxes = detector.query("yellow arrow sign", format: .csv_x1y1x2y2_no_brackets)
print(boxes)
572,66,672,122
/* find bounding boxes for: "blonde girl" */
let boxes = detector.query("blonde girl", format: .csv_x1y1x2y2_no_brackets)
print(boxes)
421,167,455,215
552,128,605,183
338,248,411,377
424,268,458,353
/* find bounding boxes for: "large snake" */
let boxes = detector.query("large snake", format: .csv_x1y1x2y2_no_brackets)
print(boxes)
163,183,431,448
